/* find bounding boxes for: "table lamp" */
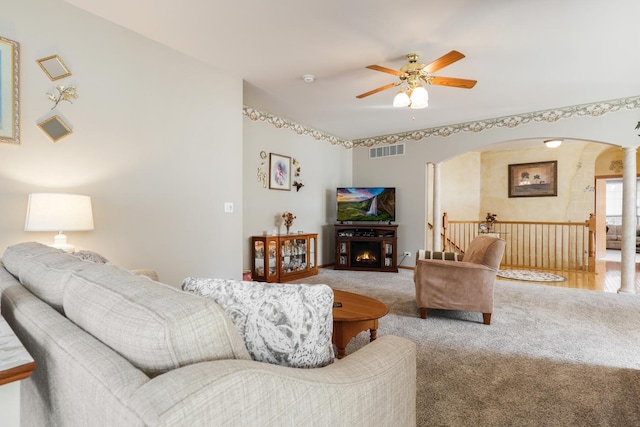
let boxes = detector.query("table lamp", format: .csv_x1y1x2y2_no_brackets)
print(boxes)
24,193,94,253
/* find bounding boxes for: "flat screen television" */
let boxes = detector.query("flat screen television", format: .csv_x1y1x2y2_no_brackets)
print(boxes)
336,187,396,223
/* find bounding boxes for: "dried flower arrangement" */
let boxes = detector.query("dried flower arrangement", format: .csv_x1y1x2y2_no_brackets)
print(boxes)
282,211,296,233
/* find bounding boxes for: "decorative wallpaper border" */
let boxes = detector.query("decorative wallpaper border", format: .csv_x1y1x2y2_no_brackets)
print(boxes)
243,107,353,148
243,95,640,149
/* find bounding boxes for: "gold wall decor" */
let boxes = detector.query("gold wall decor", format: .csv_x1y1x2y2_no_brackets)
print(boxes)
37,55,71,80
37,115,72,142
292,158,304,191
47,85,78,109
0,36,20,144
257,151,267,188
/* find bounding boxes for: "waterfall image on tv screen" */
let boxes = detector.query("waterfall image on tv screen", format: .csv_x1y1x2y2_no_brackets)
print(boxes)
336,187,395,222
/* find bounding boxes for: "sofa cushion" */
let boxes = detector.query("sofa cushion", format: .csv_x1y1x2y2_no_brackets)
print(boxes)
2,242,97,312
182,278,335,368
63,264,250,377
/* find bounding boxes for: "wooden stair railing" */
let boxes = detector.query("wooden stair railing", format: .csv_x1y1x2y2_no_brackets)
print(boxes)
436,213,595,272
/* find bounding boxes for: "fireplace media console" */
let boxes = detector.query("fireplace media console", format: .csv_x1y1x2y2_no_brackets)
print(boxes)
334,224,398,272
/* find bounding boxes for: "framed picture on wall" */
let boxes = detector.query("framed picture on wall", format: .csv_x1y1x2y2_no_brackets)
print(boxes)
269,153,291,191
508,161,558,198
0,36,20,144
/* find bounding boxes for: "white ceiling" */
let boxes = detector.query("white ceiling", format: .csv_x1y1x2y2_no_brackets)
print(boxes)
65,0,640,142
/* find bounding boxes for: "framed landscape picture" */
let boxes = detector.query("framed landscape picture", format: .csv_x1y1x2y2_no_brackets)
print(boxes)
508,161,557,198
0,36,20,144
269,153,291,191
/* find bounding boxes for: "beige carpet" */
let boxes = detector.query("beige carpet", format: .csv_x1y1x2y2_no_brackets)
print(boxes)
293,268,640,427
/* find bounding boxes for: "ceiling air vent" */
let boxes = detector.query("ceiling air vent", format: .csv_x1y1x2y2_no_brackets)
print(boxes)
369,143,405,159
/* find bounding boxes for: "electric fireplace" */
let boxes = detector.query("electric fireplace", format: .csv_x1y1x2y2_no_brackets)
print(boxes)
350,241,382,269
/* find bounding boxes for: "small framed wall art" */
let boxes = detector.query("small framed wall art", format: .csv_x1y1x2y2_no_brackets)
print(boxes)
37,55,72,81
508,161,558,198
269,153,291,191
37,115,72,142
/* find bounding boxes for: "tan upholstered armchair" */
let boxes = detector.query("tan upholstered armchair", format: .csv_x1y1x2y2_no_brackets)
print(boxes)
413,235,506,325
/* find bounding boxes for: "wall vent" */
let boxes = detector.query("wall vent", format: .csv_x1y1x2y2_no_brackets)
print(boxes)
369,143,405,159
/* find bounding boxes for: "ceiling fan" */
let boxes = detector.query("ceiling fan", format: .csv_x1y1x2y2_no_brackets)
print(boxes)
356,51,477,109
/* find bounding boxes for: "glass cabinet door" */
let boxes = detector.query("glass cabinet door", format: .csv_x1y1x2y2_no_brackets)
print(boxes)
309,236,316,268
280,237,308,275
268,240,277,278
253,240,265,278
337,241,347,266
384,241,393,267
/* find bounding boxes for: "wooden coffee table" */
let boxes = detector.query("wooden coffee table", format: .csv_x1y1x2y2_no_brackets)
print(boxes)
332,289,388,359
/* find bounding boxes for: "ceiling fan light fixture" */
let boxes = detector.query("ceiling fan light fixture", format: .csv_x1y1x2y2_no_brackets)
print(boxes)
393,90,411,108
409,86,428,109
544,139,563,148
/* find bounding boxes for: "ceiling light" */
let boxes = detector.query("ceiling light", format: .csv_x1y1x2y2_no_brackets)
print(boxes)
392,84,429,109
393,90,410,107
544,139,563,148
409,86,428,109
302,74,315,83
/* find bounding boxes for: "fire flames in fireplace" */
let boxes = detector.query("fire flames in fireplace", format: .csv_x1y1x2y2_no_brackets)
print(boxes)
355,251,378,263
351,241,382,268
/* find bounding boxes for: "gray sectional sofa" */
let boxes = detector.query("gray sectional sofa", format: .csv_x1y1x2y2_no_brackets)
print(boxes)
605,224,640,250
0,242,416,426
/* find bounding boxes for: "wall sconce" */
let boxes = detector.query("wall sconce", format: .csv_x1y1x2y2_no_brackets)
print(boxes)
24,193,94,252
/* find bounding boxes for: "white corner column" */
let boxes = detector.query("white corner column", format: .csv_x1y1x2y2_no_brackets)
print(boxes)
619,146,637,294
432,162,442,252
423,163,431,253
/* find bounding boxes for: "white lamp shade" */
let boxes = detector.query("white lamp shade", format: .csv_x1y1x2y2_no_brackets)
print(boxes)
25,193,94,232
409,86,429,109
393,91,411,108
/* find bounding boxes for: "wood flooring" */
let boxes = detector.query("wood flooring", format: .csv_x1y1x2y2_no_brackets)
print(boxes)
499,250,640,294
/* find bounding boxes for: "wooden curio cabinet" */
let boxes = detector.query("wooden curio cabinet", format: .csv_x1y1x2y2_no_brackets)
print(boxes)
251,233,318,283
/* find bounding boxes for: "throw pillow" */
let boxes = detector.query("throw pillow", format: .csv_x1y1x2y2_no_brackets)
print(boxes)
417,249,458,261
182,278,335,368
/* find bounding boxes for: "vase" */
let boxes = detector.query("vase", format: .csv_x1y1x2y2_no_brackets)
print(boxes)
286,225,290,234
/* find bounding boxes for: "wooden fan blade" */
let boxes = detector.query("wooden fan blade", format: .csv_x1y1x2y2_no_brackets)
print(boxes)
423,50,465,73
428,76,477,89
366,65,405,77
356,82,400,99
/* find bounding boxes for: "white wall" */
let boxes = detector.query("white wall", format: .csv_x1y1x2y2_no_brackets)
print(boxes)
243,117,352,268
0,0,243,286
